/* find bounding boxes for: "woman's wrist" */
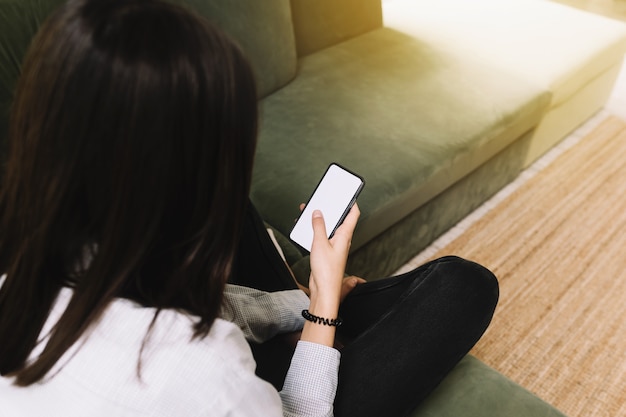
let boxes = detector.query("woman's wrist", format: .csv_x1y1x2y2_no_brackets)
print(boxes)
300,317,337,347
300,296,340,347
302,309,343,327
307,296,340,319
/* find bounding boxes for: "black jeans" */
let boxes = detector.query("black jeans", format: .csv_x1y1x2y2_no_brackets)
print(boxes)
230,202,499,417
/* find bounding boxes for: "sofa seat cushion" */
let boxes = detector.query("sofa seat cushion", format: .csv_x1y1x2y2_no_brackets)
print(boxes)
384,0,626,165
251,27,549,251
409,355,566,417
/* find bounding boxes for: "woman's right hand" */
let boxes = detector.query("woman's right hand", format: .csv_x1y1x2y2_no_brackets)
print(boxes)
300,203,360,347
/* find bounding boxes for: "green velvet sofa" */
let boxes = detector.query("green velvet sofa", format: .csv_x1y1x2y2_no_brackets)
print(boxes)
5,0,626,416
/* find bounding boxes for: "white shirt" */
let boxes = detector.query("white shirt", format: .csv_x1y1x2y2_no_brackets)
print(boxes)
0,285,340,417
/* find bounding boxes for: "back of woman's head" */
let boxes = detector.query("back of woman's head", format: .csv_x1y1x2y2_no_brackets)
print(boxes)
0,0,258,385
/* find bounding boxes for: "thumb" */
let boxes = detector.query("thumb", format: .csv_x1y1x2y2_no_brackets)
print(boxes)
311,210,328,243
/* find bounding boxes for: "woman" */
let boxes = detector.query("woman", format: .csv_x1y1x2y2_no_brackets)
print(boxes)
0,0,498,416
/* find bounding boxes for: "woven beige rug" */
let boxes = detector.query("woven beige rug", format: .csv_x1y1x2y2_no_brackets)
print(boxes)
429,115,626,417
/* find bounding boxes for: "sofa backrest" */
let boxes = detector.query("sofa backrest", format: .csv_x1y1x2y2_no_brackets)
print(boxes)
0,0,297,173
290,0,383,57
183,0,298,97
0,0,66,172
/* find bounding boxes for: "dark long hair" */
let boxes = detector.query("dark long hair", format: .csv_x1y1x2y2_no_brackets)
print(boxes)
0,0,258,385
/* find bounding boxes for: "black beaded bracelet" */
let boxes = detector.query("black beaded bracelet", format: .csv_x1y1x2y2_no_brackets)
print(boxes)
302,309,343,327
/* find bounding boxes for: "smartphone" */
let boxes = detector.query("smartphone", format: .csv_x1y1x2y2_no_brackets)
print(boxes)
289,163,365,252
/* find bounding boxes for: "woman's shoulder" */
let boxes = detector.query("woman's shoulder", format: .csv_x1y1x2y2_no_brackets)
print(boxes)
92,293,258,372
44,291,283,416
116,306,282,415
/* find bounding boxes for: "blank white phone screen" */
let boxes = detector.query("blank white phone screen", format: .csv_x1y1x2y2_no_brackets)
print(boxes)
289,164,363,252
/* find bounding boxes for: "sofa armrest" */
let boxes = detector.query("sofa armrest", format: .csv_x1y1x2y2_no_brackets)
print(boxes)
290,0,382,57
409,355,566,417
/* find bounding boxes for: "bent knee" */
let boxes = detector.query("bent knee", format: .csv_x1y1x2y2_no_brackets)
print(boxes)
431,255,499,311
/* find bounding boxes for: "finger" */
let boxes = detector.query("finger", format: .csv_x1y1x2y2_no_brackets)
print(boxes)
332,203,360,241
344,276,359,289
294,203,307,224
343,203,360,229
339,276,365,302
310,210,328,247
346,275,367,284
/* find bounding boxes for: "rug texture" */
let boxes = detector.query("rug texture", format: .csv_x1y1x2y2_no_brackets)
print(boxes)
429,115,626,417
